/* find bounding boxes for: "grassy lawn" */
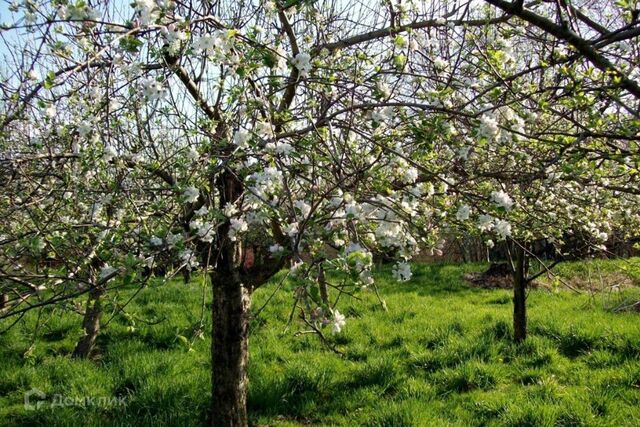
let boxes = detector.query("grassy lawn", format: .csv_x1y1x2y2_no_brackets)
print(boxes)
1,259,640,426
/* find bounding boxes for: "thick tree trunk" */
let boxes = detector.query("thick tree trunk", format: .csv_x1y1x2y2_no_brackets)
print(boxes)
211,272,251,427
513,245,527,343
73,286,103,358
210,169,251,427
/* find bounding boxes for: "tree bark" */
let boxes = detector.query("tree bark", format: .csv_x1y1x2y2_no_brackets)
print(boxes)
0,293,8,314
211,271,251,427
209,169,251,427
512,245,527,343
72,286,103,358
318,264,329,305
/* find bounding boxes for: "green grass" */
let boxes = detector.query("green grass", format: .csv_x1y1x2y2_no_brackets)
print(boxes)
1,260,640,426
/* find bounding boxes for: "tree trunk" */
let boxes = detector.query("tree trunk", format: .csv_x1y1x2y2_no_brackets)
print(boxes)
73,286,103,358
513,245,527,343
182,268,191,284
0,293,8,314
318,264,329,305
211,271,251,427
210,169,251,427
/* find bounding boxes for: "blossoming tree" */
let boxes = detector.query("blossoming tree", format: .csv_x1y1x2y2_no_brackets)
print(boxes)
1,0,638,425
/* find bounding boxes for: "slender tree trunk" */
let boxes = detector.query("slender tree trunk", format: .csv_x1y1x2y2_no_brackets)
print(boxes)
318,264,329,305
211,271,251,427
73,286,103,358
0,293,8,314
182,268,191,284
513,245,527,343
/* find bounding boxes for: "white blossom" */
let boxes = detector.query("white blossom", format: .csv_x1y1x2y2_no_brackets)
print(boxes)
103,145,118,162
294,200,312,218
229,217,248,241
180,249,199,270
269,243,285,254
433,57,449,71
478,214,494,232
233,130,250,147
284,222,299,237
195,205,209,216
456,204,471,221
478,114,500,141
494,219,512,240
291,52,312,77
141,78,167,101
187,147,199,161
392,261,412,282
223,202,238,217
491,190,514,210
183,186,200,203
331,310,346,334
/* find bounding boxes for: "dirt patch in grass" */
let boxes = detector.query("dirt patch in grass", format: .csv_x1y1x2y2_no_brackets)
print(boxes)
464,263,540,289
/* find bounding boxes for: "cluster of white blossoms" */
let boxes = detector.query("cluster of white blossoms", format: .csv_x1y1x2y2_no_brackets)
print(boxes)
456,204,471,221
376,80,391,98
476,214,511,240
478,214,495,232
254,121,275,139
344,201,365,220
491,190,514,210
58,2,99,20
477,114,500,142
45,104,56,118
269,243,285,254
433,56,449,71
331,310,346,334
223,202,238,218
233,130,251,147
294,200,312,218
189,219,215,242
186,147,199,161
246,167,283,200
434,16,447,25
77,119,93,139
228,218,248,241
182,186,199,203
102,145,118,162
161,24,188,55
371,106,394,124
393,158,419,184
493,219,512,240
166,232,181,247
392,261,412,282
141,78,167,101
374,216,403,246
179,249,199,270
266,141,294,157
133,0,160,26
291,52,312,77
193,30,234,59
284,222,299,237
